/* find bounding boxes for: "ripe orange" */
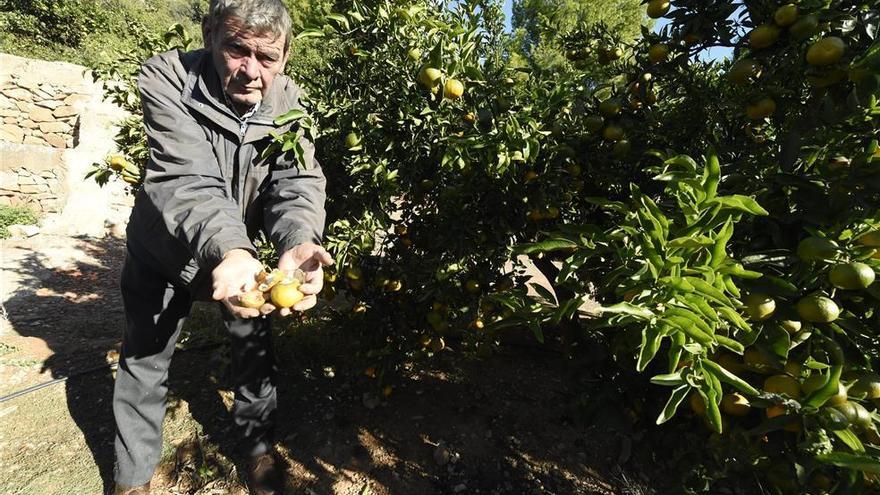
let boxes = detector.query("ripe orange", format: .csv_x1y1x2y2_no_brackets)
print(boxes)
745,97,776,120
444,78,465,99
796,293,840,323
749,25,780,50
773,4,798,27
828,262,875,290
239,290,266,309
584,115,605,132
743,293,776,321
764,374,802,399
418,66,442,88
721,393,751,416
599,99,623,117
779,320,802,334
602,125,625,142
108,155,130,172
646,0,670,19
796,236,837,261
463,112,476,124
648,43,671,63
806,37,845,66
345,132,361,149
744,347,776,373
270,281,304,309
727,59,761,85
789,14,819,40
856,231,880,248
690,392,706,416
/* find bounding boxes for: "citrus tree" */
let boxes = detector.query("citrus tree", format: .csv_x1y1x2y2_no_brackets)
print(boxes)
516,0,880,492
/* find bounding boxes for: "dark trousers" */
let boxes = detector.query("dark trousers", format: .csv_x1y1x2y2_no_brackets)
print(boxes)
112,250,277,487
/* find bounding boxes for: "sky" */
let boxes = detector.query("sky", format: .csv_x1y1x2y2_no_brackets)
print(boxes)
500,0,735,62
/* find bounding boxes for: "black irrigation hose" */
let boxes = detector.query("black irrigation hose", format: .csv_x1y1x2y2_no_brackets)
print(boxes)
0,342,224,404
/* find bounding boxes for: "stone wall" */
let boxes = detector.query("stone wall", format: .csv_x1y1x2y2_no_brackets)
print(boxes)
0,54,106,214
0,76,88,149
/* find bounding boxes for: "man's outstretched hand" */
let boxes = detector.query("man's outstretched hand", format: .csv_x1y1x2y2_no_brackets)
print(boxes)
212,248,266,318
274,243,333,315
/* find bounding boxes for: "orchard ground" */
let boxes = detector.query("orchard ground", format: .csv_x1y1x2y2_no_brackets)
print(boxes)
0,230,670,495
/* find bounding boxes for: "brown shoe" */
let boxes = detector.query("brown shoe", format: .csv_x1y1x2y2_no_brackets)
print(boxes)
246,453,285,495
113,482,150,495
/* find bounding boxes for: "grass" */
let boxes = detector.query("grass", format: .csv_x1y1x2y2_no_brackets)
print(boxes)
0,205,39,239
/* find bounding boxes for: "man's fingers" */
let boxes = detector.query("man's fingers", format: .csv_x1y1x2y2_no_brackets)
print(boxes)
315,249,334,266
259,303,275,315
298,281,323,295
292,295,317,312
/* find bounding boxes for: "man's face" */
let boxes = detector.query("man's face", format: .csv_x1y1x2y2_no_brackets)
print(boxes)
206,18,289,110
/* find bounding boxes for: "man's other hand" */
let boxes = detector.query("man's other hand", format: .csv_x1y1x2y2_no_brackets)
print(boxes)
212,248,264,318
276,243,333,315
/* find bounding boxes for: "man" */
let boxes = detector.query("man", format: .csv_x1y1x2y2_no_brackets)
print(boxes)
111,1,330,494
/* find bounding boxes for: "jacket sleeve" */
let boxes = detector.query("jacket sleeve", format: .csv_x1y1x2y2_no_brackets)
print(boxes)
262,129,328,254
138,56,254,268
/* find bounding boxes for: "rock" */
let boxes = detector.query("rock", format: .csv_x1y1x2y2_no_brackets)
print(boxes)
44,134,66,148
28,107,54,122
22,136,45,146
3,116,16,124
6,224,40,238
63,93,90,106
20,184,45,194
0,124,24,143
3,88,33,101
0,108,17,117
19,119,37,129
14,78,40,91
38,121,71,134
53,106,77,118
18,175,36,185
35,100,63,110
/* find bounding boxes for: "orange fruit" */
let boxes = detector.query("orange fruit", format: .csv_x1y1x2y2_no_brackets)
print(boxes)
743,293,776,321
344,132,361,149
806,37,845,67
796,294,840,323
602,125,625,142
745,97,776,120
418,66,442,88
749,25,780,50
727,59,761,85
239,290,266,309
789,14,819,40
764,374,802,398
646,0,670,18
444,78,465,99
773,4,798,27
690,392,706,416
722,393,751,416
648,43,671,63
270,281,304,309
828,262,875,290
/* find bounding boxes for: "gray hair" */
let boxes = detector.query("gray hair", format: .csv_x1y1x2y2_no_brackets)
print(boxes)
204,0,293,52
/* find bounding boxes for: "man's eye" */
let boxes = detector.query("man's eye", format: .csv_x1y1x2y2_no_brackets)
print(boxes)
226,44,249,57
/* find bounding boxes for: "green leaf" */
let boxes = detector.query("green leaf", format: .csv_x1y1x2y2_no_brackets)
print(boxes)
833,429,866,453
656,385,690,425
651,371,684,387
667,236,714,248
274,109,307,126
707,195,769,216
600,301,655,319
637,325,664,372
514,238,578,254
702,358,760,396
815,452,880,474
295,29,326,40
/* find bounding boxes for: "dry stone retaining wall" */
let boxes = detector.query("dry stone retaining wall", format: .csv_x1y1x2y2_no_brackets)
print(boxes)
0,76,87,149
0,54,109,214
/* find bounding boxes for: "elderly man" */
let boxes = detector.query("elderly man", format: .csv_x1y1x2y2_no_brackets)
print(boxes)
111,1,330,494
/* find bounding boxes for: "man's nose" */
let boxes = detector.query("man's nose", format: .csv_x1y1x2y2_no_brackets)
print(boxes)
242,55,260,80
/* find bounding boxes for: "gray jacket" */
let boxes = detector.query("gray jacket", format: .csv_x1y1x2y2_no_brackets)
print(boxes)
126,48,326,299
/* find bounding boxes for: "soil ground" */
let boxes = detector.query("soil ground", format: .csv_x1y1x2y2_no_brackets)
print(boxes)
0,233,654,495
